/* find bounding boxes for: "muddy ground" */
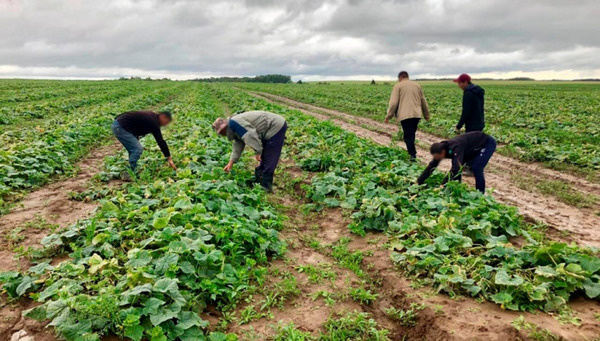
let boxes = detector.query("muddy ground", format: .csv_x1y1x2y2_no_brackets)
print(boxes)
249,91,600,249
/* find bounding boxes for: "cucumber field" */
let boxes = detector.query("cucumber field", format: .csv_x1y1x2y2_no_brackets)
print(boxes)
0,79,599,341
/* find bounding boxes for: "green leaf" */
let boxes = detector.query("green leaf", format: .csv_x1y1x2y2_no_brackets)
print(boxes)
152,216,170,229
144,297,166,315
494,270,524,286
154,278,179,294
178,311,207,330
535,265,557,278
490,292,513,305
124,326,144,341
16,276,35,296
127,250,152,267
23,305,47,321
154,253,179,273
583,279,600,298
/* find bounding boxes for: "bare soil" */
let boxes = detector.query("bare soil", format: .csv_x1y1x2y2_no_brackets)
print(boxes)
250,91,600,249
221,162,600,340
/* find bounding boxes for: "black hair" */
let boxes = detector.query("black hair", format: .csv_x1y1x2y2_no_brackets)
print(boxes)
430,142,446,154
398,71,409,79
158,111,173,120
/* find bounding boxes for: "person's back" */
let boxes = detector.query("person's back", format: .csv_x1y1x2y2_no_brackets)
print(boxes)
229,111,286,141
391,80,427,121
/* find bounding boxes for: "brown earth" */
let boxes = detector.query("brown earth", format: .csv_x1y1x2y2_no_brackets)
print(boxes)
221,162,600,340
248,91,600,249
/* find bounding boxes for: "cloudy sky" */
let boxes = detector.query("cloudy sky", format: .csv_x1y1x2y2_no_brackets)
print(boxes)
1,0,599,80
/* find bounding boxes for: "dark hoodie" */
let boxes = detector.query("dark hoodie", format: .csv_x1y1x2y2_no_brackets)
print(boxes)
456,84,485,132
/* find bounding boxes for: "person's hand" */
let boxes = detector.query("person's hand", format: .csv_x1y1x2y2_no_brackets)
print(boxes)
255,155,262,162
384,118,390,124
223,161,234,172
167,157,177,170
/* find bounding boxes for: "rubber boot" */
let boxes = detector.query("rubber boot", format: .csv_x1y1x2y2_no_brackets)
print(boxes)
260,173,274,192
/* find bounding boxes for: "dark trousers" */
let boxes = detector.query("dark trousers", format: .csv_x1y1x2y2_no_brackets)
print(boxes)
468,137,497,193
400,118,420,159
259,123,287,175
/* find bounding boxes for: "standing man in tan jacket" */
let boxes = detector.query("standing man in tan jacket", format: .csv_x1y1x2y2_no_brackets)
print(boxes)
385,71,430,161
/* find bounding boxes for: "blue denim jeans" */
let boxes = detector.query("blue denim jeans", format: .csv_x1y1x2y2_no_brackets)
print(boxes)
111,120,143,170
468,137,497,193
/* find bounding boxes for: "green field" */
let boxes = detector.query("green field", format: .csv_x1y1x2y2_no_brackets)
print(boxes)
1,80,599,340
237,81,600,176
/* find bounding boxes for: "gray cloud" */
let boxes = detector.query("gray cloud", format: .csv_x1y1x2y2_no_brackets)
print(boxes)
0,0,599,80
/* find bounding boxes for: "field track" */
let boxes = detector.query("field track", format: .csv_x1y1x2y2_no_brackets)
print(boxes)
248,90,600,248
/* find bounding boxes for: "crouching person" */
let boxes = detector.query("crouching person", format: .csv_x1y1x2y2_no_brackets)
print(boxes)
213,111,288,191
111,111,176,175
417,131,496,193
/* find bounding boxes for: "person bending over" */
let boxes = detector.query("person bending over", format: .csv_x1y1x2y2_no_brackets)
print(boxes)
417,131,496,193
111,111,176,173
212,111,287,191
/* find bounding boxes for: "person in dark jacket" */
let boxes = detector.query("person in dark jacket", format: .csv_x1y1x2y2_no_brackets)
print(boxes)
454,74,485,133
417,131,496,193
111,111,176,171
212,111,287,191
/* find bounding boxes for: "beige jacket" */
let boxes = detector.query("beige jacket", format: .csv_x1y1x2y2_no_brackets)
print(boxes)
386,80,430,122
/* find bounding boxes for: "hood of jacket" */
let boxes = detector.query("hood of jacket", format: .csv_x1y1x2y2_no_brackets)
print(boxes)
465,84,485,98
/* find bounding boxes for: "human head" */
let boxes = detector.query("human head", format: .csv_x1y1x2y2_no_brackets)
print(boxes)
430,142,447,161
212,117,228,136
158,111,173,126
398,71,409,81
453,73,471,90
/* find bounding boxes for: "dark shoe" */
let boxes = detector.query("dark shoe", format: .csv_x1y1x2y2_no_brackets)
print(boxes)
260,173,274,192
120,171,132,181
410,156,417,163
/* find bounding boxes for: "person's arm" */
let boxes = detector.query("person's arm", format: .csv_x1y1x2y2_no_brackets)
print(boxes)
385,86,399,123
152,129,176,169
224,139,245,172
152,129,171,158
417,159,440,185
420,87,430,121
230,139,245,163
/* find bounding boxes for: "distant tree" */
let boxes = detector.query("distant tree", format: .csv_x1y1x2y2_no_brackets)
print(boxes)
192,74,292,83
297,80,303,84
508,77,535,81
371,79,376,85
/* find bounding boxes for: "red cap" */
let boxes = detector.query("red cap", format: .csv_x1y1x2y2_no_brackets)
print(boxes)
453,73,471,83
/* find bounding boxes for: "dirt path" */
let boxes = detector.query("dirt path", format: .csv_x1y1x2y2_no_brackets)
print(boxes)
249,91,600,248
222,162,600,340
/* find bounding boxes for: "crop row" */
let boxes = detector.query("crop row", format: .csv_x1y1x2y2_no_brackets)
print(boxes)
237,82,600,172
0,82,176,126
0,81,184,213
210,84,600,313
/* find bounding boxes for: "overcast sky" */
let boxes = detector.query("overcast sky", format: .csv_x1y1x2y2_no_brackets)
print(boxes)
1,0,599,80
